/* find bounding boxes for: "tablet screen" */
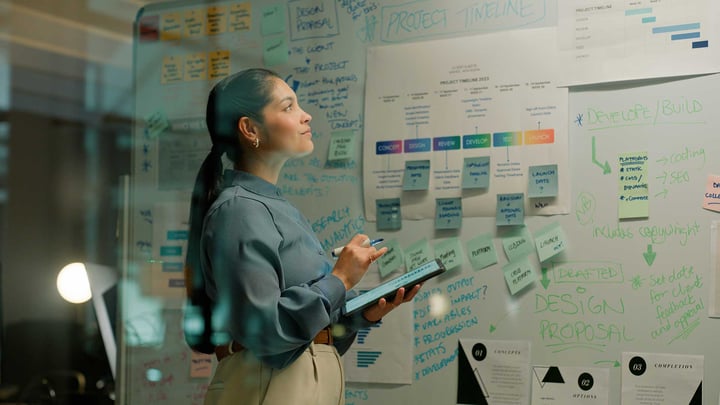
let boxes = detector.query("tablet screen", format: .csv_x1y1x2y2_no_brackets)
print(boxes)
344,259,446,315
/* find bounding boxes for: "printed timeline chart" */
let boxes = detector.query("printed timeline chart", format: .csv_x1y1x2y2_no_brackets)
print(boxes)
363,27,570,220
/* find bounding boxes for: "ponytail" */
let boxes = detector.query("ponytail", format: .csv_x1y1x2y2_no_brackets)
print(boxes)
183,149,223,354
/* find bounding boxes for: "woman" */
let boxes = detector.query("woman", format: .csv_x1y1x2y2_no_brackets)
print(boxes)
185,68,421,405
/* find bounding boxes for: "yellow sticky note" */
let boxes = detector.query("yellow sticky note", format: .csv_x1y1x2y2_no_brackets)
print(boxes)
160,12,182,41
161,55,183,84
618,151,649,219
208,50,231,80
229,3,252,32
184,9,206,38
206,5,227,36
184,52,207,81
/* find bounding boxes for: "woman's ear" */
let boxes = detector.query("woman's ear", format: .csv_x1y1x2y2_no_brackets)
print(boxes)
237,116,260,144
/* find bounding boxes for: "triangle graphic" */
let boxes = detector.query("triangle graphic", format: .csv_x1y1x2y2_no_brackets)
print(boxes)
532,367,550,388
689,381,702,405
542,366,565,384
457,342,489,405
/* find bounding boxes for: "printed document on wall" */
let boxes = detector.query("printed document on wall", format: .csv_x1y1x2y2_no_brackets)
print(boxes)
621,351,703,404
363,27,569,220
558,0,720,85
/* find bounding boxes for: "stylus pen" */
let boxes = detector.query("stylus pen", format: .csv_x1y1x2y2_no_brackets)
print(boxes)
331,238,384,258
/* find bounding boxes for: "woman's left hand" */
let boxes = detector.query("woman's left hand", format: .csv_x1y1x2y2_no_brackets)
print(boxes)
362,284,423,323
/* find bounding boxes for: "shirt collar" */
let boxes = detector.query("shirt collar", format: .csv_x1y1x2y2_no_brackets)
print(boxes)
223,169,283,199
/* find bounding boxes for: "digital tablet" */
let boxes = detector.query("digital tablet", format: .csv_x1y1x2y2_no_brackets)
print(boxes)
345,259,447,315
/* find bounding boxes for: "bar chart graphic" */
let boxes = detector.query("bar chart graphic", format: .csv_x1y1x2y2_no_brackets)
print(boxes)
356,351,382,368
356,320,382,345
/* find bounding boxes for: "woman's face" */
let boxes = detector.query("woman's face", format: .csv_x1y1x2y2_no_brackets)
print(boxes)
258,78,314,159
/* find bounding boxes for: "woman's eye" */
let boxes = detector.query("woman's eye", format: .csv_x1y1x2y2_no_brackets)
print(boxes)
284,104,293,111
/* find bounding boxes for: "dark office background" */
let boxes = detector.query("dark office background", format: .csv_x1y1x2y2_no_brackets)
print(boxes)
1,0,150,402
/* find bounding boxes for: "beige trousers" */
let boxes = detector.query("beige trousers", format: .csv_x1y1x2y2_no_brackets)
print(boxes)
204,343,345,405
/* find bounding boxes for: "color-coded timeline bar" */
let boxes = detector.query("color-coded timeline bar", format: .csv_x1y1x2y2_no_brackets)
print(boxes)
375,129,554,154
625,7,708,49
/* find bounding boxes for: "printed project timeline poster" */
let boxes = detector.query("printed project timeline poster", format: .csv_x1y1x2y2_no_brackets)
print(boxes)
363,27,569,220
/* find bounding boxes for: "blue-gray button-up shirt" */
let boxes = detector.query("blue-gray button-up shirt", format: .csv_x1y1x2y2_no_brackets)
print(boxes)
201,170,372,369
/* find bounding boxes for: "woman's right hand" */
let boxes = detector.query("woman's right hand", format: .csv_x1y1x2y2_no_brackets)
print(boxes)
331,233,387,290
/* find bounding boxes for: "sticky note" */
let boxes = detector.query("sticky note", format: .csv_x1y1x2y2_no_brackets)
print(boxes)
145,110,170,138
534,222,567,262
501,226,534,262
184,52,208,81
160,12,182,41
208,50,230,80
466,233,498,270
434,237,464,270
462,156,490,189
183,9,206,38
703,174,720,212
263,36,288,66
618,151,649,219
328,130,355,161
435,198,462,229
261,4,285,35
528,164,558,197
161,56,183,84
497,193,525,226
206,5,228,36
229,3,252,32
377,239,404,278
376,198,401,231
403,160,430,191
502,257,536,295
404,239,433,271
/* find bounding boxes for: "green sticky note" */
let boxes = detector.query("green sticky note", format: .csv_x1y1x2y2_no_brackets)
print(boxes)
501,226,534,262
263,36,288,67
404,239,433,271
466,233,498,270
261,4,285,35
462,156,490,189
403,160,431,190
328,130,355,161
376,198,401,231
145,110,169,138
618,151,649,219
502,256,536,295
528,164,558,198
377,239,404,278
435,198,462,229
497,193,525,226
534,222,567,262
434,237,464,270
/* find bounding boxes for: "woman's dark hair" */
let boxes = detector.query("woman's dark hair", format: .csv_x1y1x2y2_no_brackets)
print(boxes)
184,68,281,353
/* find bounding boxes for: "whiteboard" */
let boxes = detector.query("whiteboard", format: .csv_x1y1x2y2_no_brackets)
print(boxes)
126,0,720,404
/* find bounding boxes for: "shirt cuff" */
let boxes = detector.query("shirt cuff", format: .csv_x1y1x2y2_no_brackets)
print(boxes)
314,273,347,312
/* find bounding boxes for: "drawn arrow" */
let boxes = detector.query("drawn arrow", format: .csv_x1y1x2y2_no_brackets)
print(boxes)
654,189,669,199
489,300,529,333
540,267,551,290
591,136,611,174
643,244,656,266
593,360,621,367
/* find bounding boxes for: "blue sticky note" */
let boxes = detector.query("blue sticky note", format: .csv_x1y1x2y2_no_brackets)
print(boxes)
466,233,498,270
263,36,288,66
376,198,401,231
403,160,430,191
434,237,464,270
377,239,404,278
404,239,433,271
435,198,462,229
534,222,567,262
502,256,537,295
501,226,534,262
462,156,490,189
528,164,558,198
496,193,525,226
261,4,286,35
